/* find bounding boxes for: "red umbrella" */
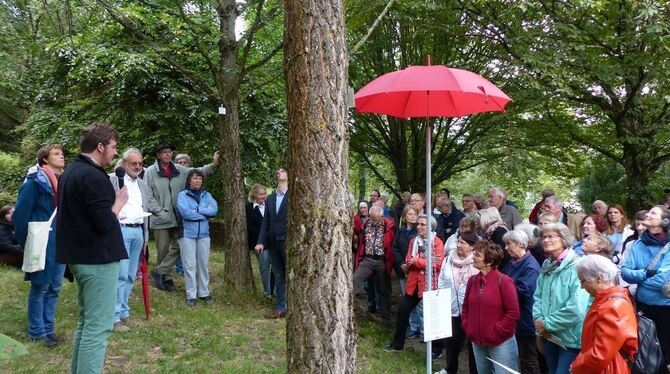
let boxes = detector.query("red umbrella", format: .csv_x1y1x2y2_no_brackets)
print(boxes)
355,64,511,118
354,58,511,374
139,243,150,319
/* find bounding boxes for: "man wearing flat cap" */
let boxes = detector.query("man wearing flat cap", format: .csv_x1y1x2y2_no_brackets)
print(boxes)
145,141,220,291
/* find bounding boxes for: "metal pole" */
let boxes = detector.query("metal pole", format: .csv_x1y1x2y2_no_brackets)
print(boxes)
425,117,432,374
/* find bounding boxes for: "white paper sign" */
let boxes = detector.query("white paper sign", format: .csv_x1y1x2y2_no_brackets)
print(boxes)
422,288,452,342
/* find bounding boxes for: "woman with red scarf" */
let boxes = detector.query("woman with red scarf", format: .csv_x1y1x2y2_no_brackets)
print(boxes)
13,145,67,348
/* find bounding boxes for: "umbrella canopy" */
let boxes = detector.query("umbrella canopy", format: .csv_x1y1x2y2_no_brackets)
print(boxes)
354,65,512,118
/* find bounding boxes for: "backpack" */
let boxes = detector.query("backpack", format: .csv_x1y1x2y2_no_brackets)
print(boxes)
609,295,664,374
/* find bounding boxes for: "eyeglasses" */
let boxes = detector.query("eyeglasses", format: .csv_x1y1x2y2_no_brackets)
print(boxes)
416,223,427,227
541,234,561,241
125,161,143,167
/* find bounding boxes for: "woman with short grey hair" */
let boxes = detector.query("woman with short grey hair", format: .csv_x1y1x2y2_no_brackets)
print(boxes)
478,207,509,266
502,229,542,374
533,223,590,374
570,255,637,374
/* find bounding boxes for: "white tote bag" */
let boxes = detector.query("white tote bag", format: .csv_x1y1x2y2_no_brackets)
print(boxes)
21,209,57,273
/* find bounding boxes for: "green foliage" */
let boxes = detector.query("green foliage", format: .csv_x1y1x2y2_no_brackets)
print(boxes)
462,0,670,211
0,152,25,206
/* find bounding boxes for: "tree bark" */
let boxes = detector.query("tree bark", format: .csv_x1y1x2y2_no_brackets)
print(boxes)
284,0,356,372
216,0,254,291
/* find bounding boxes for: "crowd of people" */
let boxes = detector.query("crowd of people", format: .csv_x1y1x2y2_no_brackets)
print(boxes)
2,123,670,374
352,187,670,374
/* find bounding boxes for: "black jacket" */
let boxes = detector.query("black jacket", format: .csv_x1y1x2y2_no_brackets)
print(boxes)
246,202,264,250
0,221,21,254
257,191,288,246
56,154,127,264
392,227,417,278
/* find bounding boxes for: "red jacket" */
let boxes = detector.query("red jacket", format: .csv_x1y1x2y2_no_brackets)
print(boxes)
404,235,444,298
462,269,520,347
571,287,637,374
355,217,395,273
352,213,365,253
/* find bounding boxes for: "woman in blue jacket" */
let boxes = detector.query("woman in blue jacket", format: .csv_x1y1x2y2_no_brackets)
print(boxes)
621,205,670,372
177,170,218,307
13,145,67,347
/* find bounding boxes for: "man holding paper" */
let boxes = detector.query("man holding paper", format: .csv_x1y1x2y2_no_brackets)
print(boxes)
109,148,163,332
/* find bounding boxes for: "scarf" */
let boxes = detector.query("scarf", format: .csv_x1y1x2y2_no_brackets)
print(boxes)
411,232,436,258
40,165,59,207
449,250,476,292
188,189,202,204
541,248,569,274
364,219,385,257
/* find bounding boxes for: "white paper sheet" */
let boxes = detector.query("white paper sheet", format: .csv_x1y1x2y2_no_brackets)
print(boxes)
422,288,452,342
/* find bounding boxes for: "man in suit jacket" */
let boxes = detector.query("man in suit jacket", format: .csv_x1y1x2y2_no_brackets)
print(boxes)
246,184,273,298
109,148,163,332
255,167,289,318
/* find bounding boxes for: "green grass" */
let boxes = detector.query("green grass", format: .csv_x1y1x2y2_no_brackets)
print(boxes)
0,245,428,373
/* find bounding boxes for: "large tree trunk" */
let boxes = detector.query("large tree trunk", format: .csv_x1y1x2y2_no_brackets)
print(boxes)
622,149,651,216
216,0,254,291
284,0,356,372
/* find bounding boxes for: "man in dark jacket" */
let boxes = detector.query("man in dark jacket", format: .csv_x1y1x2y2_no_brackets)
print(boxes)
435,196,465,243
57,123,128,374
255,167,289,319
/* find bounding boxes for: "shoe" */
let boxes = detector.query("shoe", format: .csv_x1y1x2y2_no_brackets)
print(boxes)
186,299,196,307
42,334,60,348
151,269,166,290
434,370,448,374
383,343,402,352
46,332,62,343
265,310,286,319
29,335,59,348
199,296,213,304
164,278,176,292
113,322,130,333
432,350,444,361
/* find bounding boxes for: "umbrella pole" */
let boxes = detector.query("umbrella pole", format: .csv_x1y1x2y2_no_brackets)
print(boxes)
425,117,433,374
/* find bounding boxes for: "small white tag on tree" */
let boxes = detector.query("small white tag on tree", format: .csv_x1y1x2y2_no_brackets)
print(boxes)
218,106,226,115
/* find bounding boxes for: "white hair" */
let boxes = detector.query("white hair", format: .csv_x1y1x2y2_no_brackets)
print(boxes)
369,205,383,216
478,207,503,229
544,195,564,209
488,187,506,200
122,147,143,161
514,223,540,247
575,254,619,283
540,223,574,248
417,214,438,231
503,229,529,248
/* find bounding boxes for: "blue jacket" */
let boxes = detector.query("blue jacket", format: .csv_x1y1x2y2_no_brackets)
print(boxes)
533,249,590,349
177,189,218,239
502,253,540,336
621,231,670,306
13,167,65,285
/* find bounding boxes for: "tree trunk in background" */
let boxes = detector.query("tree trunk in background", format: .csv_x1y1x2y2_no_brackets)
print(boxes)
216,0,254,291
284,0,356,372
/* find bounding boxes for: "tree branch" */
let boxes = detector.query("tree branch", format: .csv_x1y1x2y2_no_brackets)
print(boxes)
349,0,396,56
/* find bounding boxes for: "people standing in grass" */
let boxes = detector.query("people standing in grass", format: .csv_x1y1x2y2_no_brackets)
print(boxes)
57,124,128,373
0,205,22,269
384,214,443,352
462,240,520,374
247,184,273,299
621,205,670,373
571,255,638,374
177,170,218,307
13,144,67,348
533,223,590,374
434,231,479,374
501,229,541,374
